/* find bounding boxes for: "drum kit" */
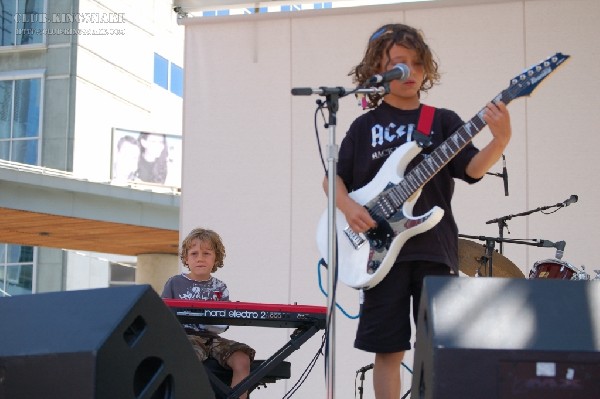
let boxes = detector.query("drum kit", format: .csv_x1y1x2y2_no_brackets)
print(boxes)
458,195,600,281
457,237,599,280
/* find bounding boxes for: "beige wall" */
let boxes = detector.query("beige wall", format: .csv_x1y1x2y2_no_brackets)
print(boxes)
180,1,600,397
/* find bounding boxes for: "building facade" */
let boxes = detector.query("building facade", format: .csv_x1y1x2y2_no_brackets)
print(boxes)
0,0,184,297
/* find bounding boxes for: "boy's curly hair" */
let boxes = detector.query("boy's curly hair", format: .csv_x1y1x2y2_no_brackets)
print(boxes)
350,23,441,109
180,228,226,273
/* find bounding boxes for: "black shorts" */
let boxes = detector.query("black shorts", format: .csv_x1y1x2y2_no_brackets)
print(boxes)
354,260,453,353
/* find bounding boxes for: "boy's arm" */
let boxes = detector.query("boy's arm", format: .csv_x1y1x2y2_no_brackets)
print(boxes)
466,101,511,179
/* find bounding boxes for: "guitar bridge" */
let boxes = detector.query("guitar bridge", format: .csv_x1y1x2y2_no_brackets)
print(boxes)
344,226,366,250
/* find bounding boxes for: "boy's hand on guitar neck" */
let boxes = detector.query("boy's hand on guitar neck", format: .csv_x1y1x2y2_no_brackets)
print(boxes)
483,101,511,148
466,101,512,179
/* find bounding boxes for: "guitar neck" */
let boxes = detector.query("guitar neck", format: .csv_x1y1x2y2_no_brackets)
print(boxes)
391,89,514,203
368,52,570,219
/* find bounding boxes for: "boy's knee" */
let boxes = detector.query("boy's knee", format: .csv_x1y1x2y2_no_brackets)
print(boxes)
228,351,251,371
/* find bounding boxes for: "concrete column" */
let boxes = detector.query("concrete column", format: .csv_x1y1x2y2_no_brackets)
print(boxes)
136,254,180,295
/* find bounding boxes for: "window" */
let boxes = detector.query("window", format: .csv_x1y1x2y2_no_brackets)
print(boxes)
0,76,42,165
170,62,183,97
0,244,35,297
153,53,183,98
153,53,169,90
109,261,136,287
1,0,45,47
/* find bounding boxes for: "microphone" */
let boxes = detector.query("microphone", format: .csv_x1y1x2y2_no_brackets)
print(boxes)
357,363,374,373
555,240,566,260
365,64,410,87
558,195,578,208
502,155,509,197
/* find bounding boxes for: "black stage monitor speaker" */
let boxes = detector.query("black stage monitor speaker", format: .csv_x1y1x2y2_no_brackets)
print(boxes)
0,285,215,399
411,276,600,399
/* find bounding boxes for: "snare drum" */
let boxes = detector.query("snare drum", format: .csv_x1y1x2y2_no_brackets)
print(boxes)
529,259,589,280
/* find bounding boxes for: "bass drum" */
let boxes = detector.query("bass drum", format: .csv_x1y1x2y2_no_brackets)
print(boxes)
529,259,589,280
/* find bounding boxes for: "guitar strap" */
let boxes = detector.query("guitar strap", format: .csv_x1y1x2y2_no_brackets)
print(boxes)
417,104,435,136
415,103,435,147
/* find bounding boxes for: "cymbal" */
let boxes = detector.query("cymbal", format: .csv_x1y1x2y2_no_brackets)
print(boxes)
458,239,524,278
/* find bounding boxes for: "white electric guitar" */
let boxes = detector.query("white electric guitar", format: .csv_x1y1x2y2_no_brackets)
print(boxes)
316,52,570,290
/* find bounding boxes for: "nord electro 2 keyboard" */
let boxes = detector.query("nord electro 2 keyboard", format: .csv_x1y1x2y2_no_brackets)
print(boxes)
163,299,327,399
163,299,326,329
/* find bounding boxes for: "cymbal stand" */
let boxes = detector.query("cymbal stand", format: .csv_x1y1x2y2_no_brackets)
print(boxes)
485,198,569,254
291,84,387,399
482,238,495,276
459,234,499,276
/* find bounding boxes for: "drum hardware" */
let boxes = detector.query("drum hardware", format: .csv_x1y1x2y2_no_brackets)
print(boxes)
458,234,524,278
577,265,590,280
458,235,567,278
537,239,566,260
593,270,600,280
485,194,579,255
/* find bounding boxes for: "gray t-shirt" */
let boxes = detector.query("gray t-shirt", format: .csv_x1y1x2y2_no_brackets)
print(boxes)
161,273,229,334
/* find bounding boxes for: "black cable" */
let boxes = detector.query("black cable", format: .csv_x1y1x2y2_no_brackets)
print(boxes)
281,332,326,398
314,100,328,174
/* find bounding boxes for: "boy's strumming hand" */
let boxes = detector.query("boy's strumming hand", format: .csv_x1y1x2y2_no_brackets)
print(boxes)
339,197,377,234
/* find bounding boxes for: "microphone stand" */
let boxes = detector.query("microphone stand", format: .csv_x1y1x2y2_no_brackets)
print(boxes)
485,154,507,204
356,363,374,399
459,234,567,276
357,372,365,399
291,84,387,399
485,199,566,254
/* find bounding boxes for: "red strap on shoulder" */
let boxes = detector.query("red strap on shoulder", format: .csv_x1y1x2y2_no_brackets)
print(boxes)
417,104,436,136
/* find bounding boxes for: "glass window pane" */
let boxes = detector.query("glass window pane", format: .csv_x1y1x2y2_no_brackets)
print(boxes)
154,53,169,89
6,264,33,296
0,270,6,297
0,141,9,160
6,265,20,283
13,78,41,138
8,245,34,263
0,80,14,139
0,1,17,46
170,63,183,97
16,0,45,45
110,262,136,282
0,244,6,262
11,139,38,164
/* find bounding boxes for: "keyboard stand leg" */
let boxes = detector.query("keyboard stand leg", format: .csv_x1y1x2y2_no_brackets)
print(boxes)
227,325,321,399
202,366,233,398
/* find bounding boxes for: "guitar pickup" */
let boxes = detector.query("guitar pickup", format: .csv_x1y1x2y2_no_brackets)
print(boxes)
344,226,366,250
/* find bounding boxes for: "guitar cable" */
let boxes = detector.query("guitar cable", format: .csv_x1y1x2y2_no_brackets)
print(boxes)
317,259,360,319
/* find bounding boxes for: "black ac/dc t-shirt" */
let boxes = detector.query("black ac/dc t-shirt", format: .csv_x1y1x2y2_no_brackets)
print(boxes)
336,102,481,273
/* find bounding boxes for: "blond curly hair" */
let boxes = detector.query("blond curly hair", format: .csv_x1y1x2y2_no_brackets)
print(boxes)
350,23,441,109
180,228,226,273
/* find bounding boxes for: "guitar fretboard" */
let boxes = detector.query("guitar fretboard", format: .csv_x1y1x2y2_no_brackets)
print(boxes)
369,89,514,220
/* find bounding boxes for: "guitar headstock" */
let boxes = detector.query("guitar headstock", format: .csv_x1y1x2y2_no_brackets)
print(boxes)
507,52,570,100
